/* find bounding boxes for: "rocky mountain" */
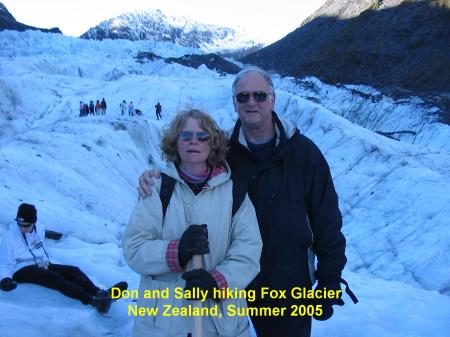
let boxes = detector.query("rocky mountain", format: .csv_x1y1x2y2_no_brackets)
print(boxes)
135,51,241,75
0,2,61,34
241,0,450,120
80,9,263,54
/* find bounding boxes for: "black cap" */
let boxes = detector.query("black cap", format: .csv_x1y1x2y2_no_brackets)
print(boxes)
16,203,37,223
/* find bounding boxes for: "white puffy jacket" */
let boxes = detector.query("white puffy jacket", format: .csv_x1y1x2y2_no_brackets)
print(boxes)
123,162,262,337
0,221,49,280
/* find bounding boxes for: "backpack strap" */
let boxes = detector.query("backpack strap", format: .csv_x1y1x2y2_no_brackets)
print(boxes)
159,172,247,220
159,173,176,219
231,174,247,218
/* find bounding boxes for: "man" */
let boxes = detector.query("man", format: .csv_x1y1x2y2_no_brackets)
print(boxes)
139,66,356,337
0,203,128,314
155,101,162,120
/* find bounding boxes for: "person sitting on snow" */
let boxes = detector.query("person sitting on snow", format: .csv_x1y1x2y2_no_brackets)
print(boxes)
0,203,128,314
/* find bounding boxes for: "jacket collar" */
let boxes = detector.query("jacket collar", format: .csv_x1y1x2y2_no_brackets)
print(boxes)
161,161,231,189
229,111,298,149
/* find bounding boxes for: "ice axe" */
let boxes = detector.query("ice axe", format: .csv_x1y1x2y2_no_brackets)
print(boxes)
187,254,203,337
186,223,208,337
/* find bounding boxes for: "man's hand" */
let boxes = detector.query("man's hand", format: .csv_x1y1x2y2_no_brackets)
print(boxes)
178,225,209,268
0,277,17,292
138,169,161,199
312,282,344,321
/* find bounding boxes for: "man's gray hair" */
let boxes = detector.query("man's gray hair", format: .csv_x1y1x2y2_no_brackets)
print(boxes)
232,66,275,95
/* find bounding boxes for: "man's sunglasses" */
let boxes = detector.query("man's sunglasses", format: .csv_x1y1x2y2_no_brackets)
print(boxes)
179,131,211,142
235,91,270,104
16,218,35,228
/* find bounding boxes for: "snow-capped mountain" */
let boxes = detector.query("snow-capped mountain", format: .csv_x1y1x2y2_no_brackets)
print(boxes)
0,30,449,337
80,9,264,53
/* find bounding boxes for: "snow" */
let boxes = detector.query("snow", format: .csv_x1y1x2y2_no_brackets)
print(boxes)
0,30,449,337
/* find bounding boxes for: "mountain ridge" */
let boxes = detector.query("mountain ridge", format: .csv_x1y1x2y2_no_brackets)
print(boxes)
80,9,263,53
241,0,450,121
0,2,62,34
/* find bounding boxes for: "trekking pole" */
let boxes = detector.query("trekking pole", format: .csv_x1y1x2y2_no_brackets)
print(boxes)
189,254,203,337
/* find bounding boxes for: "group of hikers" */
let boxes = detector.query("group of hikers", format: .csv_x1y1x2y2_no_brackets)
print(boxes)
119,100,163,119
79,98,107,117
2,67,357,337
78,98,163,120
120,100,139,116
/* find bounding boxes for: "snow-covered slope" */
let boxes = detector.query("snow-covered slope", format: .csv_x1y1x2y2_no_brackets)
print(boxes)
80,9,263,54
274,77,450,153
0,30,449,337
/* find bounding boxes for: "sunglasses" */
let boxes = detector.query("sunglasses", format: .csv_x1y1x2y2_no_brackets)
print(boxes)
179,131,211,142
235,91,270,104
16,218,35,228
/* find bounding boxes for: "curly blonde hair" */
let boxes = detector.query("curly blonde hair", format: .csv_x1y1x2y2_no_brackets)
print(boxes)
161,109,228,167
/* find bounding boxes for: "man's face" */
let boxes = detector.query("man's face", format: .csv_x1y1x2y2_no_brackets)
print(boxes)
233,72,275,132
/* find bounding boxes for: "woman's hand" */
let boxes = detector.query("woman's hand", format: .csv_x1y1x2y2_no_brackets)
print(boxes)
178,224,210,268
182,268,217,300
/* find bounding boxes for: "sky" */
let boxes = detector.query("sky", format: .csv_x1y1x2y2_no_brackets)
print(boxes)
2,0,327,44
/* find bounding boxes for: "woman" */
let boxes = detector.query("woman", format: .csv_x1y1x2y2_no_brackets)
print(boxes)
123,109,262,337
0,203,128,313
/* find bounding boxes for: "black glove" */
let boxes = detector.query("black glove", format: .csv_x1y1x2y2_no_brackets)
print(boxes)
312,282,344,321
0,277,17,292
182,268,217,300
178,224,209,268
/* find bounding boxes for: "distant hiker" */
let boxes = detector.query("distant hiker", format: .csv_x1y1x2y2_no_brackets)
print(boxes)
120,100,126,116
128,101,134,116
0,203,128,314
134,109,142,116
84,103,89,116
95,100,101,115
89,101,95,115
101,98,107,115
79,101,85,117
155,101,162,120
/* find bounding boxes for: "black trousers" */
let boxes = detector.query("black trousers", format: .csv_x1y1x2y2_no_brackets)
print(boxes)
251,316,311,337
249,300,312,337
13,264,100,304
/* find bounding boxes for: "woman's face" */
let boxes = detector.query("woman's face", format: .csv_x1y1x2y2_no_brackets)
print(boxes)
177,117,211,169
18,222,35,234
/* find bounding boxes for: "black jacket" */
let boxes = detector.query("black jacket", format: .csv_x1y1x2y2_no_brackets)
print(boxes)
227,112,347,296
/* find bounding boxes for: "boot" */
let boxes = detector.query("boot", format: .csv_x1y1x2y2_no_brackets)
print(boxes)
91,281,128,313
91,295,113,314
106,281,128,299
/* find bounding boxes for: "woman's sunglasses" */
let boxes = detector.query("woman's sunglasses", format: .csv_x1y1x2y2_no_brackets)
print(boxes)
235,91,270,104
179,131,211,142
16,218,35,228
